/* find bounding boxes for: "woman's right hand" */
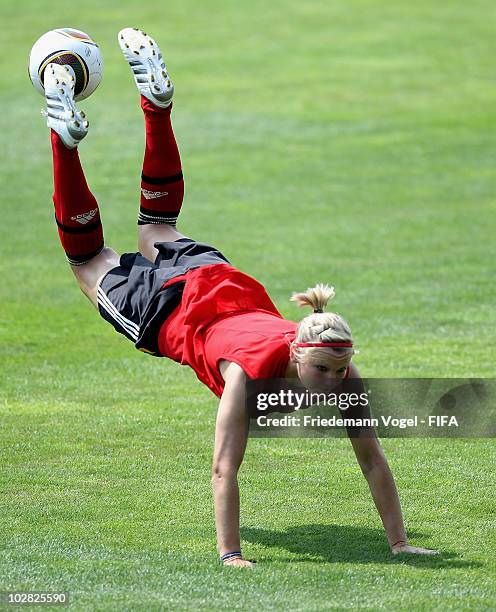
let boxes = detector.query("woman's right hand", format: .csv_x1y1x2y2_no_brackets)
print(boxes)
223,557,256,568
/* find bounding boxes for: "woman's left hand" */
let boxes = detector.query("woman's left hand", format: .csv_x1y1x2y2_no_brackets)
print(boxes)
391,542,439,555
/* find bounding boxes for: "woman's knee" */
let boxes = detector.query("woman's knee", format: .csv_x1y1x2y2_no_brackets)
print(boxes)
138,224,185,260
71,247,120,306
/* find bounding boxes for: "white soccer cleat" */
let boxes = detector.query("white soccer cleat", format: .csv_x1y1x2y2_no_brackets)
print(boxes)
42,63,89,148
118,27,173,108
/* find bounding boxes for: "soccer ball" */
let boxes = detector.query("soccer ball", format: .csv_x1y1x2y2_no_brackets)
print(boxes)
29,28,103,101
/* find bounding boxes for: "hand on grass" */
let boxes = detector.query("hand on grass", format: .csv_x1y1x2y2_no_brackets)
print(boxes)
223,557,256,568
391,542,439,556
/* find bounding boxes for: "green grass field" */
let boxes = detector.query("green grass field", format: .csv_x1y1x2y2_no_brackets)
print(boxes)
1,0,495,609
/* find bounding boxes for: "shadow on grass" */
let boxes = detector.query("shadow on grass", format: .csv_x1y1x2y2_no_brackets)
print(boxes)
241,524,480,568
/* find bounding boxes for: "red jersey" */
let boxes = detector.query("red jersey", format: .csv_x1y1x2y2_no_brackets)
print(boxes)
157,264,297,397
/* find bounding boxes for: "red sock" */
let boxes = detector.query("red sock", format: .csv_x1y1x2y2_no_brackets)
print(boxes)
139,96,184,227
51,130,104,265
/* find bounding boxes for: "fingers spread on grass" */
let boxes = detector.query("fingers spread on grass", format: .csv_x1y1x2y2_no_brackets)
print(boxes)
223,558,256,568
392,545,440,556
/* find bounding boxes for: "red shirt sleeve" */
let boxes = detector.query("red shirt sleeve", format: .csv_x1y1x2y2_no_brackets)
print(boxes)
203,312,297,391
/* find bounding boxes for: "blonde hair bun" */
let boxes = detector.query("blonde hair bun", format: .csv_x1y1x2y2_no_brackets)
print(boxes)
290,283,335,313
289,283,354,363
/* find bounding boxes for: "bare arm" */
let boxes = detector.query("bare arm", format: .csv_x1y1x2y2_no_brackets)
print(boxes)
211,361,254,567
347,364,438,555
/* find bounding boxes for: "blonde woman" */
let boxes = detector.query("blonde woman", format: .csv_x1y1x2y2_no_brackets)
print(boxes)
37,27,438,566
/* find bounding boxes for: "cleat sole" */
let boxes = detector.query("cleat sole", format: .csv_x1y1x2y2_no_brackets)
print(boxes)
118,27,173,108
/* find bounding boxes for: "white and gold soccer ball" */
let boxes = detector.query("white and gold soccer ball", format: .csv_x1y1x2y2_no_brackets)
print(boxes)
29,28,103,101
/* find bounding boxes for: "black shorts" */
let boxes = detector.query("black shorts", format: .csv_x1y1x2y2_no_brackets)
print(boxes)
97,238,230,355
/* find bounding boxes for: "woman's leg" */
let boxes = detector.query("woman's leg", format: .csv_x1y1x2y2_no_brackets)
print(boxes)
118,28,186,261
44,62,121,307
50,128,120,306
137,97,186,259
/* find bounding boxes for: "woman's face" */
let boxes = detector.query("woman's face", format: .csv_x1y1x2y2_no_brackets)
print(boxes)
296,353,351,391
